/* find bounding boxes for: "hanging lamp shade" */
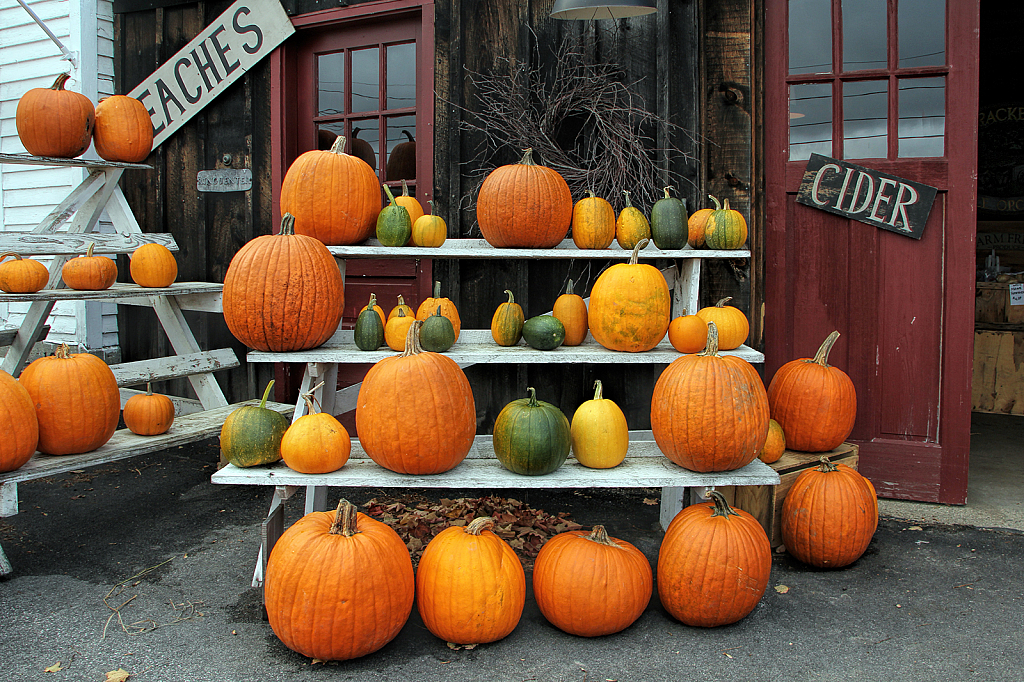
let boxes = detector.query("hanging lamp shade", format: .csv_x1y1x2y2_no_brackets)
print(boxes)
550,0,657,20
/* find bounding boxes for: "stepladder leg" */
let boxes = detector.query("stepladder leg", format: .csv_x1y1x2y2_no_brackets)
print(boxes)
0,542,12,577
305,486,328,514
253,485,297,589
660,486,688,531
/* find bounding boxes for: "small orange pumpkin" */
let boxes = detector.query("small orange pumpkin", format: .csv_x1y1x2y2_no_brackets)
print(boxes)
0,369,39,473
123,382,175,435
491,289,524,347
129,243,177,288
757,418,786,464
411,200,447,247
62,242,117,291
686,195,720,248
384,308,415,351
16,73,94,158
358,295,386,327
552,279,588,346
667,309,708,353
0,252,49,293
388,294,415,322
395,179,424,227
571,191,616,249
615,190,650,250
416,280,461,340
280,390,351,474
695,297,749,350
93,95,154,163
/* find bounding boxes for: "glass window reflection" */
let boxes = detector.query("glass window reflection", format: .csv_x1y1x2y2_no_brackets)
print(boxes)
899,77,944,157
843,0,887,71
387,43,416,110
789,0,832,74
317,52,344,117
351,48,379,114
349,121,379,171
899,0,945,68
385,115,416,181
790,83,833,160
844,80,887,158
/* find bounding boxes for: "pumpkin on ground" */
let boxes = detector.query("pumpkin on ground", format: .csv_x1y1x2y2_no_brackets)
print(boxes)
354,293,385,351
651,322,770,472
588,239,670,352
416,516,526,645
781,456,878,568
0,252,49,293
265,499,414,661
384,308,415,351
129,243,177,288
62,242,117,291
758,419,786,464
667,309,708,353
521,315,565,351
476,148,572,248
280,390,350,474
16,73,94,158
123,382,174,436
571,191,615,249
704,197,748,250
419,305,456,352
220,381,288,467
491,289,524,347
552,279,588,346
686,195,720,248
615,190,650,250
696,297,749,350
492,387,571,475
222,213,344,352
280,136,381,245
376,184,412,247
570,380,629,469
415,280,461,340
356,321,476,474
93,94,153,163
0,370,39,473
533,524,652,637
411,200,447,247
649,186,687,250
658,490,771,627
767,331,857,452
19,342,120,455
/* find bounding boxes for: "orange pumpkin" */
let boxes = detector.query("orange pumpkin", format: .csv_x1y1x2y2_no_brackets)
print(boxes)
129,243,177,288
571,191,616,249
477,148,572,248
395,179,424,226
552,279,588,346
667,309,708,353
123,382,175,436
588,239,670,352
388,294,415,322
490,289,524,347
93,95,154,163
615,190,650,250
280,392,350,474
16,73,94,158
410,200,447,247
415,280,461,340
62,242,117,291
0,252,49,293
758,418,786,464
280,136,381,245
0,370,39,473
686,195,720,248
384,308,415,351
767,330,857,452
695,297,749,350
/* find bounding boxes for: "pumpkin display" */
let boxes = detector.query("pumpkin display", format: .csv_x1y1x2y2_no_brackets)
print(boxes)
416,516,526,645
658,490,771,627
552,279,588,346
388,294,415,322
220,381,288,468
92,94,154,163
758,418,786,464
222,213,345,352
62,242,117,291
492,387,571,476
385,129,416,180
129,243,177,288
704,197,748,250
649,186,688,250
16,73,94,158
384,308,415,351
0,369,39,473
416,280,461,340
533,524,652,637
667,309,708,353
0,252,49,293
356,321,476,474
348,126,376,169
354,294,386,351
491,289,524,347
280,136,381,245
376,184,412,247
395,179,424,226
359,295,387,327
521,315,565,351
767,331,857,452
570,380,629,469
695,297,749,350
571,191,615,249
686,195,719,248
280,391,351,474
615,190,650,250
419,305,456,352
265,499,414,661
781,456,878,568
476,148,572,248
19,342,119,455
651,322,770,472
411,200,447,247
588,239,670,352
122,382,174,436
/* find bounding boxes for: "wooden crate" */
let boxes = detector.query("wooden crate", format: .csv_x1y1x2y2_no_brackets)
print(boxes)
976,282,1024,325
972,330,1024,415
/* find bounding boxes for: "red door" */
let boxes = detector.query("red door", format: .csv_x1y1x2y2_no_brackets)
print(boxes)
764,0,979,502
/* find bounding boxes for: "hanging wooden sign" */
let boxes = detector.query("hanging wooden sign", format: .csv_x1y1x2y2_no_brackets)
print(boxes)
796,153,937,240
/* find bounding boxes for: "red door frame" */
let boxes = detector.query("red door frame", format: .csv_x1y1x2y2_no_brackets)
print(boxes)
764,0,979,503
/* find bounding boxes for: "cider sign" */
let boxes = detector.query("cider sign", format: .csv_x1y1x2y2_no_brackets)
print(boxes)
796,154,937,240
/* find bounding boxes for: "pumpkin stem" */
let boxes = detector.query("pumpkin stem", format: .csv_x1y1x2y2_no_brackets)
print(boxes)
145,381,154,396
628,239,649,265
395,307,407,318
715,297,733,308
51,73,72,90
592,379,604,400
427,199,435,215
401,178,411,197
503,289,515,305
587,190,596,198
663,186,674,198
383,183,398,205
466,516,495,535
300,381,325,415
816,455,840,473
519,148,535,166
397,294,406,307
54,342,71,359
434,304,443,318
722,198,731,211
84,242,96,258
402,130,415,143
707,489,740,518
432,280,441,298
585,524,619,547
367,292,377,310
622,189,633,208
329,136,348,155
565,279,575,295
0,252,22,263
526,386,538,407
709,195,722,210
280,213,296,236
812,331,841,367
258,379,275,409
329,499,360,536
401,320,425,357
698,322,721,357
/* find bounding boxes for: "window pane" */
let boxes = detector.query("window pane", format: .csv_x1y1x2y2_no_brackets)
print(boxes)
351,47,379,114
350,120,379,172
790,83,833,160
899,77,944,157
317,52,344,116
387,43,416,110
844,80,887,159
385,115,416,181
317,124,342,151
789,0,832,75
899,0,945,68
843,0,887,71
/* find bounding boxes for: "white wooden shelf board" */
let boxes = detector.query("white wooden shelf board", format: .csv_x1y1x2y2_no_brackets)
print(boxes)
0,152,151,170
0,281,223,303
327,239,750,260
0,232,178,256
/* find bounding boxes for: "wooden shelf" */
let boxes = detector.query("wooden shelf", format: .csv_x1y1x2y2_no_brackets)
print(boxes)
326,238,750,260
0,281,222,303
0,152,151,170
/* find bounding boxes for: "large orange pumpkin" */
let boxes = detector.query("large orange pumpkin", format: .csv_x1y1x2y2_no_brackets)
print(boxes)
265,500,414,661
0,370,39,473
222,213,344,352
588,239,670,352
19,343,120,455
658,490,771,627
355,321,476,474
93,95,154,163
781,456,878,568
476,148,572,248
280,136,381,245
16,73,94,158
651,322,770,472
767,330,857,452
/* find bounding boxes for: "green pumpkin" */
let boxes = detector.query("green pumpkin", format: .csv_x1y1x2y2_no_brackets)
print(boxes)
650,186,688,250
220,381,288,467
376,184,412,246
492,387,571,475
522,314,565,350
419,305,456,352
354,293,385,350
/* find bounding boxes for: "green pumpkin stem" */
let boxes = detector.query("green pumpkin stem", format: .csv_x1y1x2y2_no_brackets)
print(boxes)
432,280,441,298
427,199,435,215
329,499,360,536
592,379,604,400
622,189,634,208
566,279,575,296
466,516,495,535
663,186,674,198
145,382,154,396
812,331,841,367
52,73,72,90
519,148,536,166
587,190,596,198
299,381,325,415
280,213,296,236
628,239,649,265
709,195,722,210
434,305,443,318
503,289,515,305
585,524,619,547
526,386,538,407
367,293,377,310
0,252,22,263
707,489,740,518
401,178,411,197
816,455,840,473
328,136,347,155
382,183,398,205
84,242,96,258
699,322,721,357
395,307,407,318
258,379,275,409
401,320,425,357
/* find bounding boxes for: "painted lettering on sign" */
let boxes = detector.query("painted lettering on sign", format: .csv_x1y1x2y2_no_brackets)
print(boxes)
796,154,938,240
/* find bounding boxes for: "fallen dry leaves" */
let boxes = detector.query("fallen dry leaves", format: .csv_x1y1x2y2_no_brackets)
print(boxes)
105,669,131,682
